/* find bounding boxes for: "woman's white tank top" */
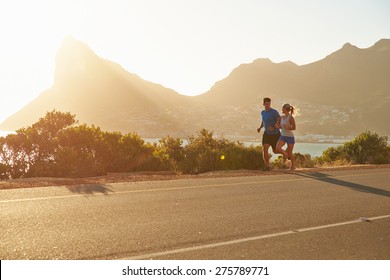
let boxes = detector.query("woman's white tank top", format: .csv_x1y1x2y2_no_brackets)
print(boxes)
281,114,294,137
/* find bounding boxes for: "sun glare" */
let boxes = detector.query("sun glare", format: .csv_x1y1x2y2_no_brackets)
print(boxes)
0,0,389,125
0,0,84,122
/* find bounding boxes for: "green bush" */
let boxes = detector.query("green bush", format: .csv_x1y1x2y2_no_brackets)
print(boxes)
180,129,220,174
153,136,184,172
218,144,264,171
154,129,265,174
318,131,390,165
317,145,345,164
294,153,316,168
0,110,77,178
0,111,165,178
56,127,162,177
1,111,388,180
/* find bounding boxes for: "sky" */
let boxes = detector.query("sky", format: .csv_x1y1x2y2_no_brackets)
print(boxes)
0,0,389,125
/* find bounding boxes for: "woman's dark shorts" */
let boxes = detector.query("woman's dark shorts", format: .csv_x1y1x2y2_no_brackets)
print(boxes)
262,132,281,151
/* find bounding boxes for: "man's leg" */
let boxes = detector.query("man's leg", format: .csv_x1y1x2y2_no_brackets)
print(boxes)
262,144,271,168
271,133,281,154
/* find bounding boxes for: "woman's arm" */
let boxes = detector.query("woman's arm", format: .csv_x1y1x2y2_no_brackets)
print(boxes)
288,116,296,130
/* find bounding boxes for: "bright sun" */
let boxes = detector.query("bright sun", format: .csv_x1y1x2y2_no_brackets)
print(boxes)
0,0,81,122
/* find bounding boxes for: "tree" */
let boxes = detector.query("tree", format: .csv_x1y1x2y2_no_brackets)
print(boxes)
25,110,77,177
343,131,389,164
0,111,77,178
55,124,104,177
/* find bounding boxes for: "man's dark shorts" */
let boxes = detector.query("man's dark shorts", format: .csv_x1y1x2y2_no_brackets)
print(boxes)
262,132,281,151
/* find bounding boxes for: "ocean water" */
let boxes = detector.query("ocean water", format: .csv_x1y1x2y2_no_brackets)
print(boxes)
285,142,340,157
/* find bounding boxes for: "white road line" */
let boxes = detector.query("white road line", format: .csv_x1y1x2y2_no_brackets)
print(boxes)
1,171,389,203
0,193,86,203
120,214,390,260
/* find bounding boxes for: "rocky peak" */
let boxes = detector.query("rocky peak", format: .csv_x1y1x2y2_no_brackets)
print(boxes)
54,36,100,85
371,38,390,51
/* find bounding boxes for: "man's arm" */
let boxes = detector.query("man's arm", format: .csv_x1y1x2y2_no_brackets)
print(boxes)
275,116,281,129
257,121,264,133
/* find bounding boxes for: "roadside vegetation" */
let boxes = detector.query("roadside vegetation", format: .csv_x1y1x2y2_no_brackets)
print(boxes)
0,111,389,179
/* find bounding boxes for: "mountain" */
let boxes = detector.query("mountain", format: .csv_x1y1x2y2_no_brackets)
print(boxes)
1,38,389,140
196,39,390,137
1,37,197,137
199,39,390,106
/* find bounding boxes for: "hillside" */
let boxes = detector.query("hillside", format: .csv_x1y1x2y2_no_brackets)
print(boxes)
1,38,389,139
1,37,196,137
199,39,390,105
196,39,390,137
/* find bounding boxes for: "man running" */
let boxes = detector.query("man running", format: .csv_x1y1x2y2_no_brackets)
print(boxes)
257,97,281,170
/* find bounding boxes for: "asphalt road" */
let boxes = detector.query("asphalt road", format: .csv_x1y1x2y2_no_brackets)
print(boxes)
1,168,389,260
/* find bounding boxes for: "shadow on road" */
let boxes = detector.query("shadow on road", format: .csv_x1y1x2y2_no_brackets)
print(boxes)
294,172,390,198
66,184,114,195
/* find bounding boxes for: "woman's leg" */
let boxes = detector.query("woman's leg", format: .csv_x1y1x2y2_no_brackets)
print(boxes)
287,143,295,170
276,140,288,161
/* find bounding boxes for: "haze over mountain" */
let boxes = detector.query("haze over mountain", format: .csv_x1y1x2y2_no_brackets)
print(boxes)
1,37,389,140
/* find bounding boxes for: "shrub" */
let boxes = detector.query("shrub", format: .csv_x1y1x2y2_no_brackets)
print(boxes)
153,136,184,172
294,153,316,168
154,129,265,174
318,131,390,164
219,144,264,171
179,129,220,174
318,145,345,164
3,111,387,180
